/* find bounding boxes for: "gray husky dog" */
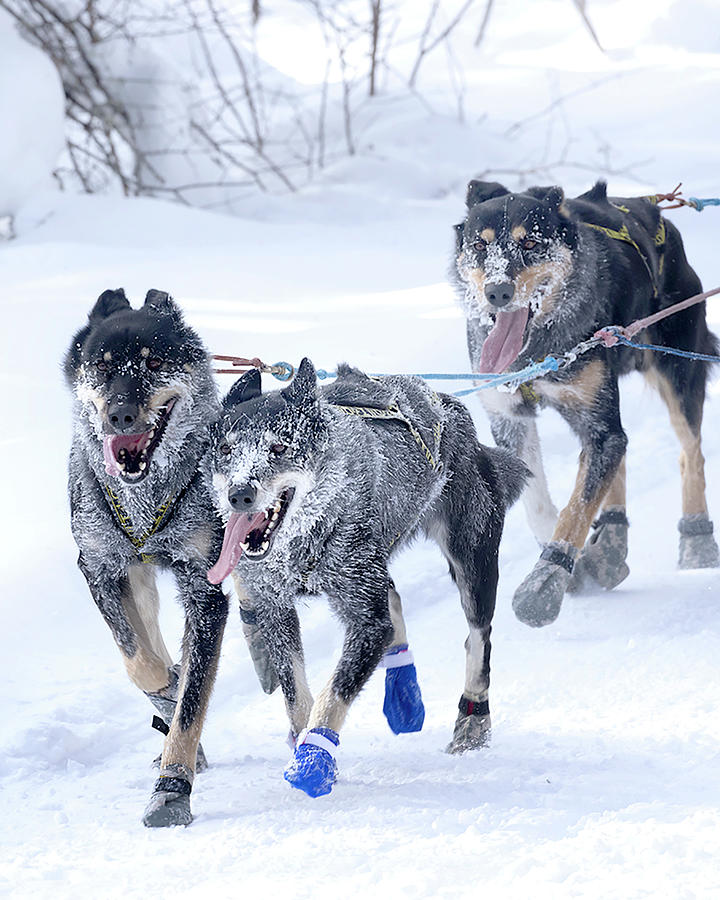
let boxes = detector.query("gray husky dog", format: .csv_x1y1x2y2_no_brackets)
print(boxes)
206,358,528,797
66,289,233,828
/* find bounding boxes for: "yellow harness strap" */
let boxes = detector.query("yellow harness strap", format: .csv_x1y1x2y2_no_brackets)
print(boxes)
333,401,444,473
105,485,177,563
582,201,667,297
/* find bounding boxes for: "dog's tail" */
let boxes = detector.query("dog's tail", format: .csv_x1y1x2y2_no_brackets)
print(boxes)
487,446,531,509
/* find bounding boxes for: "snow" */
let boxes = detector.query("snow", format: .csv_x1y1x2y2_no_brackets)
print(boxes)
2,1,720,897
0,10,64,220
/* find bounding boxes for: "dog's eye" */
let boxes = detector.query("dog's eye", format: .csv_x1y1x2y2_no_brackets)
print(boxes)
522,239,538,250
270,443,287,457
472,239,486,251
219,442,232,456
146,357,163,370
96,360,108,372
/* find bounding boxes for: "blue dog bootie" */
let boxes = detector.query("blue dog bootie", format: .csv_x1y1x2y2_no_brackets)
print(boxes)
284,727,339,798
381,644,425,735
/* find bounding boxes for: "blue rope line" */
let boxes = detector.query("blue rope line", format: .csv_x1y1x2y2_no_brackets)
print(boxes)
279,357,563,397
689,197,720,212
268,321,720,399
611,332,720,363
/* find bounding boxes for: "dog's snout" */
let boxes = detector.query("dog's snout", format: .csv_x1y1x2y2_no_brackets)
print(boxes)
484,282,515,307
229,483,256,510
107,400,140,433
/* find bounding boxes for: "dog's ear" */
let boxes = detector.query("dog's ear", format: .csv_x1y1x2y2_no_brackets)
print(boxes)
223,369,262,408
579,180,608,204
544,186,566,210
144,289,183,322
89,288,130,321
284,357,317,405
466,180,508,208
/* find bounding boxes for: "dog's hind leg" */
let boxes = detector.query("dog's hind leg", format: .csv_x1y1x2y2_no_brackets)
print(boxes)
650,232,719,565
513,365,628,626
490,414,557,543
430,512,499,754
380,581,425,735
568,456,630,594
142,562,228,827
647,367,719,568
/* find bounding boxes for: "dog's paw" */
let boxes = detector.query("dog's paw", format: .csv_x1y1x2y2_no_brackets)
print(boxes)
568,507,630,594
283,727,339,798
678,515,720,569
382,645,425,735
512,541,576,627
142,768,193,828
445,697,490,754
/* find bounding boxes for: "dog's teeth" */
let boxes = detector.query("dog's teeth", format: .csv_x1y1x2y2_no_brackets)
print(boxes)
261,541,269,551
139,461,147,470
148,429,155,439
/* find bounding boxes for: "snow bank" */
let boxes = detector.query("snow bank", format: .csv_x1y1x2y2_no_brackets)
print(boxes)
0,10,64,220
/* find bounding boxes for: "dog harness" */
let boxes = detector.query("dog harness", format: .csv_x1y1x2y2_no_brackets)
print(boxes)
581,200,667,297
332,400,444,473
104,484,177,563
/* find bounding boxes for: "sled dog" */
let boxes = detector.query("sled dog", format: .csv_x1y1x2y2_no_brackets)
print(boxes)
66,288,230,827
206,359,528,797
452,179,719,627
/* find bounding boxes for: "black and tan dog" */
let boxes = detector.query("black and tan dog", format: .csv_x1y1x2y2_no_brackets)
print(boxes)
452,180,719,627
65,288,231,827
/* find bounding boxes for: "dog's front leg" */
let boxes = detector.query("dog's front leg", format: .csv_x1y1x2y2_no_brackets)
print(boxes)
231,572,280,695
513,372,628,627
142,562,228,828
254,602,314,741
77,554,170,691
284,571,393,798
489,413,558,543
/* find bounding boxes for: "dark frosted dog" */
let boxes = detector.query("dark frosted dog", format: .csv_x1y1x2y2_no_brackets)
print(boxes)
205,359,528,797
452,179,719,627
65,288,230,828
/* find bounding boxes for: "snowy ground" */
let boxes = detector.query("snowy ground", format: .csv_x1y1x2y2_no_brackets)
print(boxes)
2,188,719,899
3,2,720,896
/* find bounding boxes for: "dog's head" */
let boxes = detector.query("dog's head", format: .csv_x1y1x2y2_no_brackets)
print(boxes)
65,288,216,485
454,181,578,372
207,358,332,582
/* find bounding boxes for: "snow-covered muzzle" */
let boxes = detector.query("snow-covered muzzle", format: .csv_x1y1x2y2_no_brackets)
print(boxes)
102,397,178,483
208,486,296,582
458,242,572,373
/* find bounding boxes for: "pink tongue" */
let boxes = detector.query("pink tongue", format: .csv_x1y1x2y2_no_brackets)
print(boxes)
207,510,269,584
479,307,530,374
102,433,152,477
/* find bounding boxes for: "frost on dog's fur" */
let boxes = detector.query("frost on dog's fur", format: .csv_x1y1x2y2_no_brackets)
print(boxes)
64,288,231,828
205,359,529,787
451,179,720,627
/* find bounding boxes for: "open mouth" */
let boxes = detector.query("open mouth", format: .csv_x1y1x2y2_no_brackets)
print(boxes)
102,399,177,483
479,305,532,374
207,487,296,584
